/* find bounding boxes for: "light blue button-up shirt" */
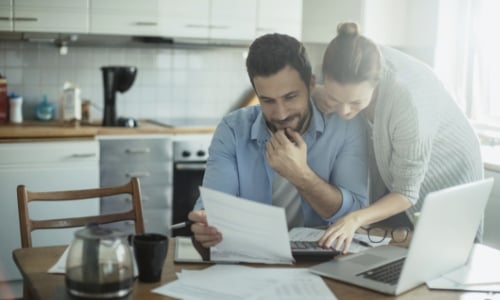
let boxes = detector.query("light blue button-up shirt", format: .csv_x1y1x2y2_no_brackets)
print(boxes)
194,100,368,227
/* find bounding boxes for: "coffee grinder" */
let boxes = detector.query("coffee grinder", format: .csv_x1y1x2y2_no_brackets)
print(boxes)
101,66,137,126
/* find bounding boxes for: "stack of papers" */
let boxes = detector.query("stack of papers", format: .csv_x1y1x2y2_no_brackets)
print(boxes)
152,264,337,300
427,243,500,292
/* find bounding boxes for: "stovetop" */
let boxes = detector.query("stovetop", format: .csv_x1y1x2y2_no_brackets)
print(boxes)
148,117,221,128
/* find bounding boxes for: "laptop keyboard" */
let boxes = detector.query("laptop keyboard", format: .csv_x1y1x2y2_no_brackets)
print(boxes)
357,258,406,285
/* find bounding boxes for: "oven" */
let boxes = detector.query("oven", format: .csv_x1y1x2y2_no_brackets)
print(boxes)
172,137,212,236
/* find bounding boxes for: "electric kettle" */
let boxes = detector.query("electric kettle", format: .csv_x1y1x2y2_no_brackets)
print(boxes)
65,224,134,299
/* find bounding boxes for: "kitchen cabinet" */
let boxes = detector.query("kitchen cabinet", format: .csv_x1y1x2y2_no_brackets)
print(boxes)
301,0,364,44
255,0,302,40
13,0,89,33
89,0,159,36
99,136,173,236
0,0,13,31
0,140,99,283
159,0,256,42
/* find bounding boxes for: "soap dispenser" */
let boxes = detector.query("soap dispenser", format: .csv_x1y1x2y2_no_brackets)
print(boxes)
35,95,55,121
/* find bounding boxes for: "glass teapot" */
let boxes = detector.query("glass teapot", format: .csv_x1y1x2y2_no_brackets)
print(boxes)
65,224,134,299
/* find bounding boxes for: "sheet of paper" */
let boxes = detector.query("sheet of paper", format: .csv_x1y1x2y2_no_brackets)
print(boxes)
288,227,390,253
442,244,500,285
152,265,337,300
199,186,294,264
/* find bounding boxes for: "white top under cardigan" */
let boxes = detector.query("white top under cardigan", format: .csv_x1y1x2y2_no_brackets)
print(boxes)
368,46,484,238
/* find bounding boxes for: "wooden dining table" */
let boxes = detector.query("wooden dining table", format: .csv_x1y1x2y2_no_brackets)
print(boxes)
12,239,498,300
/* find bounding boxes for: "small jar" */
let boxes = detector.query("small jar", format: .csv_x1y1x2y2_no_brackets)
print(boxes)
9,93,23,124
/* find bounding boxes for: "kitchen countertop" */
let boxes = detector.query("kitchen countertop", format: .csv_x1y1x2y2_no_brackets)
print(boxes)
0,120,216,141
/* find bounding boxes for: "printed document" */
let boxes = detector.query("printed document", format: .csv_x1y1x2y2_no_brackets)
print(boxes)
199,186,294,264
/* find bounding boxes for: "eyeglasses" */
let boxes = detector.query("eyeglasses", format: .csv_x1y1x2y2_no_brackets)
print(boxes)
360,226,411,243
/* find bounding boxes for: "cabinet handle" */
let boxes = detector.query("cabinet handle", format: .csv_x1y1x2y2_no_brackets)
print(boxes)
13,17,38,22
0,17,11,21
210,25,230,29
125,148,151,154
71,153,97,158
186,24,209,28
134,21,157,26
175,163,206,170
126,171,151,178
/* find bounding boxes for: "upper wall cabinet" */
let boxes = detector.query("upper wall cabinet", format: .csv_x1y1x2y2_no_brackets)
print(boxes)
209,0,256,41
0,0,13,31
159,0,256,42
255,0,302,40
158,0,210,39
302,0,364,44
90,0,159,36
13,0,89,33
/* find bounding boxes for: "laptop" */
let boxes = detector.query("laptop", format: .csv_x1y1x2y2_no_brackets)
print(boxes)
309,178,494,295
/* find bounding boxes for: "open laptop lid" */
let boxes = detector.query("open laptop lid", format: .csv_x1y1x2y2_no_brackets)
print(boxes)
310,178,494,295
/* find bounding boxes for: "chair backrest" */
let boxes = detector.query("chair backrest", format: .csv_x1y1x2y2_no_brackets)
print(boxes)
17,177,145,248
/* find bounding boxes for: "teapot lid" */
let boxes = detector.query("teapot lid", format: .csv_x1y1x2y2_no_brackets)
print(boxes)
75,224,127,240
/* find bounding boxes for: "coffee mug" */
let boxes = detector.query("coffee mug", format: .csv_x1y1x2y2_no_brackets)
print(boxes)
132,233,168,283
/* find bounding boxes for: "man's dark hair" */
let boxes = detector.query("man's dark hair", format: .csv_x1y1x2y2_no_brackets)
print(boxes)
246,33,312,90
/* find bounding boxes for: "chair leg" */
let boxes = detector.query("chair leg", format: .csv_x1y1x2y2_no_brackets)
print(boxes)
23,284,33,300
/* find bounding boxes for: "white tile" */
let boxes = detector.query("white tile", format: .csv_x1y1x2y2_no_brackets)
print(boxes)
172,70,188,86
5,50,23,67
157,69,172,86
23,68,40,85
157,49,172,69
137,69,157,86
4,67,23,85
139,48,157,68
23,48,39,68
172,50,188,70
38,47,59,68
123,48,141,67
40,69,59,85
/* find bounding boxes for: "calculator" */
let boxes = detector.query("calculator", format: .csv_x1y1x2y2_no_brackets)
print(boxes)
290,241,340,261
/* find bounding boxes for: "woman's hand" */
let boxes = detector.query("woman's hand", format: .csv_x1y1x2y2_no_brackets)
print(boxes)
188,210,222,248
318,213,362,254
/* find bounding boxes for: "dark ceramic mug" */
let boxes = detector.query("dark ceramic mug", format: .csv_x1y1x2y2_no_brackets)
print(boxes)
132,233,168,283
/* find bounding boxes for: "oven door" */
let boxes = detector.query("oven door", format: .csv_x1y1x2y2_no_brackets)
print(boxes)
172,161,206,236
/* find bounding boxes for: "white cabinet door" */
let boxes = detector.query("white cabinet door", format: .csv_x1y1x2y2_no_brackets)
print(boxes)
0,0,13,31
13,0,88,33
255,0,302,39
159,0,256,42
209,0,256,41
90,0,159,36
301,0,364,44
159,0,210,39
0,140,99,282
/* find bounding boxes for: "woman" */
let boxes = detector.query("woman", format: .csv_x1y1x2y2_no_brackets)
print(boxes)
316,23,483,253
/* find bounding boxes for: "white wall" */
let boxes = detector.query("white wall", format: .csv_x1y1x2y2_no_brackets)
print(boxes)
0,41,251,122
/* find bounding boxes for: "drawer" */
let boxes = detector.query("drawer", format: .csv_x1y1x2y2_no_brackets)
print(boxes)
141,185,172,209
100,138,172,163
100,162,172,187
143,209,172,235
100,185,172,212
0,140,98,165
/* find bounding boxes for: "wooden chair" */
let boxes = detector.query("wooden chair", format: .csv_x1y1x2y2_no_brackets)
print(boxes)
17,177,145,248
16,177,145,300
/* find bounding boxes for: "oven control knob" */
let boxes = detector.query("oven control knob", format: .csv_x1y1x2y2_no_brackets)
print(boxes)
196,150,206,157
181,150,191,158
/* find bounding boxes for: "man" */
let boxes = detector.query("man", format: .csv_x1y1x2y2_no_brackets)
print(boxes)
189,33,369,248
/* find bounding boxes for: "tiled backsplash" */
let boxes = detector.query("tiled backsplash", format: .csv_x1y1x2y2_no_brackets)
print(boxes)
0,41,252,121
